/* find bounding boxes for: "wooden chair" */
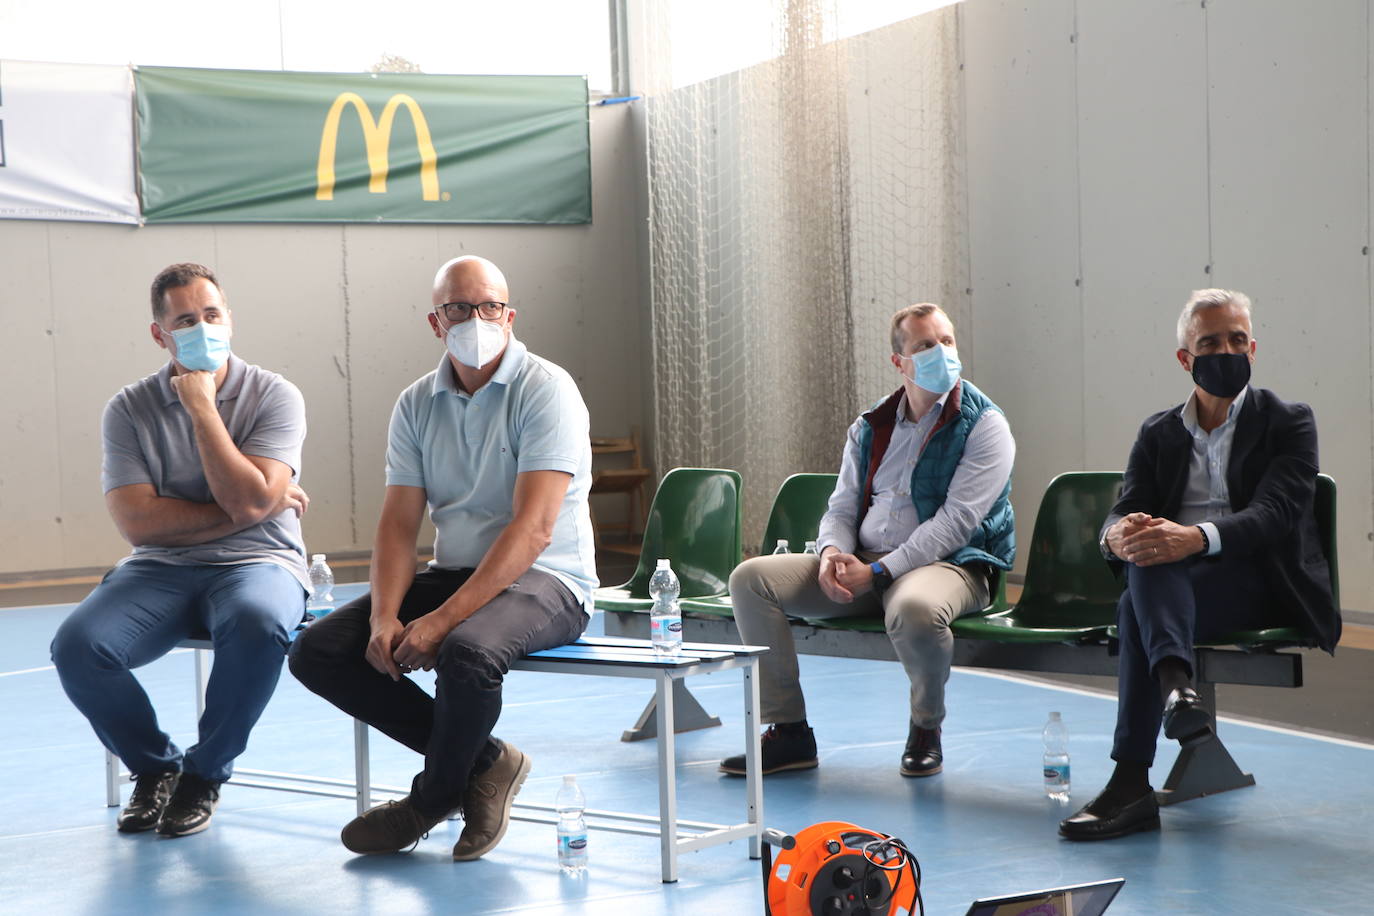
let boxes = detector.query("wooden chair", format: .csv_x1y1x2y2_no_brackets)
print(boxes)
590,427,653,555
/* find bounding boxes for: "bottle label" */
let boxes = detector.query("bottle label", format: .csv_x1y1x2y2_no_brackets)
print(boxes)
1043,764,1070,785
651,617,681,642
559,834,588,854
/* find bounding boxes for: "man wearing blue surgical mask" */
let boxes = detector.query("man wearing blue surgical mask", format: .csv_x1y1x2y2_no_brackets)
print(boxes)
289,255,596,863
722,303,1016,779
51,263,311,839
1060,289,1338,841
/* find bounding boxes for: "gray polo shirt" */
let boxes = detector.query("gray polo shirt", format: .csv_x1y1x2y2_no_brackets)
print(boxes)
385,338,597,612
101,355,309,589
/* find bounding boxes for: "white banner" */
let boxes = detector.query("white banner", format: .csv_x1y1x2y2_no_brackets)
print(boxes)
0,60,139,224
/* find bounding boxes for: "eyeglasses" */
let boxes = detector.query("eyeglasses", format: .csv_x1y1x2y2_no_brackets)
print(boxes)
435,301,508,324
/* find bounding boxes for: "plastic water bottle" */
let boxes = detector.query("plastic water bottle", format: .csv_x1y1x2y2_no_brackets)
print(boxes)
555,775,588,875
647,558,682,656
307,554,335,618
1042,711,1071,802
803,540,818,555
772,539,791,555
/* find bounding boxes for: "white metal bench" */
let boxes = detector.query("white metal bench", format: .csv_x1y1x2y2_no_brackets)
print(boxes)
104,635,766,883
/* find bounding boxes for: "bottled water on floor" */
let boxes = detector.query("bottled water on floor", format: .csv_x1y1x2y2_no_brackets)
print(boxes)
648,558,682,656
772,539,791,554
306,554,335,619
803,540,818,555
555,775,588,875
1042,711,1071,802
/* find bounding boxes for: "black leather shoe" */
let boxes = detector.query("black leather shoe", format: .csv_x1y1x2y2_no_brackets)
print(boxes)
900,723,942,777
1163,687,1214,746
117,769,179,833
1059,788,1160,841
720,723,818,775
156,772,221,837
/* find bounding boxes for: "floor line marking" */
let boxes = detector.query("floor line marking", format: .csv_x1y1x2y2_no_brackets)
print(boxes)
0,647,193,679
959,666,1374,750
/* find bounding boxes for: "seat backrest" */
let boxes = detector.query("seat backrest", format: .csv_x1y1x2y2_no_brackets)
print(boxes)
623,467,743,599
1014,472,1126,627
760,473,838,555
1315,473,1339,607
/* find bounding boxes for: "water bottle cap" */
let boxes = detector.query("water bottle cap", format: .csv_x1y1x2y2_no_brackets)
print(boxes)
312,554,326,563
1049,711,1062,720
563,774,576,784
656,558,670,569
777,539,788,547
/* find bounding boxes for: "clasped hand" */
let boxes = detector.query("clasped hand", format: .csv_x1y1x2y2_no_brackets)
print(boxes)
366,613,452,681
818,550,874,602
1108,513,1204,566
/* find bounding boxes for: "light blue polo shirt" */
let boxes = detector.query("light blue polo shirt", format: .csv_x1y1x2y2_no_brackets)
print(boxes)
385,338,598,612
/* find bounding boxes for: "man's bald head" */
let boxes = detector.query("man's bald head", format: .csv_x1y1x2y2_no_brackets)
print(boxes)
432,256,509,307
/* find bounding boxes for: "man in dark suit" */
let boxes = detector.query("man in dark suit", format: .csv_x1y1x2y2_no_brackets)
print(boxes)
1059,288,1339,841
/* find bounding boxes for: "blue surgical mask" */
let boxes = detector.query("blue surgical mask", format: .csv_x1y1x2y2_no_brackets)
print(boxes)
169,321,232,372
902,343,961,394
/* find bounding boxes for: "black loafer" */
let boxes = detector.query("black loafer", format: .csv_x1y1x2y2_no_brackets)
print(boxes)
900,723,942,777
1163,687,1214,746
1059,789,1160,841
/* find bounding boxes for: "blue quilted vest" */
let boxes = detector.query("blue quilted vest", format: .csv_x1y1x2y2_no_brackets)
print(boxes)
854,379,1015,569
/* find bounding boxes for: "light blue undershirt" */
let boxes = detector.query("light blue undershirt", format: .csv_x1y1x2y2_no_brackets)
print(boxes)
1176,385,1249,555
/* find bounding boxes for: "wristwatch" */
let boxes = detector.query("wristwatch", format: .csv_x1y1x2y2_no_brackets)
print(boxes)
1099,529,1116,560
870,561,894,595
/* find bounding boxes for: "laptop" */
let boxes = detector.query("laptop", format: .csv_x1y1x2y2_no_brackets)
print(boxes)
963,877,1125,916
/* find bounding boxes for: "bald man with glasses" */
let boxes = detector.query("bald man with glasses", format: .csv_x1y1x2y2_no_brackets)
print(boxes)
290,256,597,863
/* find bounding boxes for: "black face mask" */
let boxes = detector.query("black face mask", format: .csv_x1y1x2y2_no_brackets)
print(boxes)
1190,352,1251,398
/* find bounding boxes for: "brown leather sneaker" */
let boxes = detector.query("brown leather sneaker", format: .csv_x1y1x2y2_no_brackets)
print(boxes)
452,741,531,861
341,796,451,854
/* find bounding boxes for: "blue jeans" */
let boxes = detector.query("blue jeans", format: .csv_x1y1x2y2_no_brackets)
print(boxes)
51,560,306,783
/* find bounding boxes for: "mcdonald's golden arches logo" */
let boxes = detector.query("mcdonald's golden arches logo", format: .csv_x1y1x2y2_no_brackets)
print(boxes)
316,92,441,201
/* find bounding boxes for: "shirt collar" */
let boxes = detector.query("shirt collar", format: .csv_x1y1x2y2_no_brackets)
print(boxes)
896,388,950,426
157,354,246,406
430,336,528,397
1181,385,1248,438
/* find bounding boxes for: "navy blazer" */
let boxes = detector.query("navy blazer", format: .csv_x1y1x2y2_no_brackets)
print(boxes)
1102,386,1339,652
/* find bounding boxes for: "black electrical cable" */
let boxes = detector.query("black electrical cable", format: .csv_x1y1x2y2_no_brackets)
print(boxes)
860,836,924,916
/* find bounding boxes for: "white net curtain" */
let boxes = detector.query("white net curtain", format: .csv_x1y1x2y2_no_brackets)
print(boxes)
638,0,968,549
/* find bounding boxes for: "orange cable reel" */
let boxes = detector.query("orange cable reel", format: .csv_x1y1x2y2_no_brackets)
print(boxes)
765,821,921,916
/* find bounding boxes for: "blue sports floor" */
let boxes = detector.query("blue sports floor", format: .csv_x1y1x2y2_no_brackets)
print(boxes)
2,584,1371,914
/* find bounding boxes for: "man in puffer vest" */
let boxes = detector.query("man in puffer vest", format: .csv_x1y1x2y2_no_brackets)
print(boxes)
720,303,1016,778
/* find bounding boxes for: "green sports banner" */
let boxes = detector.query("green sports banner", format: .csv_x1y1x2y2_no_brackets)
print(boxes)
135,67,590,224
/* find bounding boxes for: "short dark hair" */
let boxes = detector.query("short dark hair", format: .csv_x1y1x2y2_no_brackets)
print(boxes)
150,263,221,319
889,303,949,353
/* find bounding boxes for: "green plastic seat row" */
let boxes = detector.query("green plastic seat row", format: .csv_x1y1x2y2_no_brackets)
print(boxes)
948,472,1125,644
592,468,743,613
596,468,1337,655
677,473,839,619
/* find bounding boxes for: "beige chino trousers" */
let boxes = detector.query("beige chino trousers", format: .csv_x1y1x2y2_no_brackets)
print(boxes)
729,553,990,729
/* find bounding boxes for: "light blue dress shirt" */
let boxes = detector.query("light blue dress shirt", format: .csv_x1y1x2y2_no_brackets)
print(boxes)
817,387,1015,578
1176,385,1248,555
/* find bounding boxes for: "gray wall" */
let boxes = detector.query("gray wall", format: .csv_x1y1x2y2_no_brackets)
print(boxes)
963,0,1374,611
0,104,646,576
